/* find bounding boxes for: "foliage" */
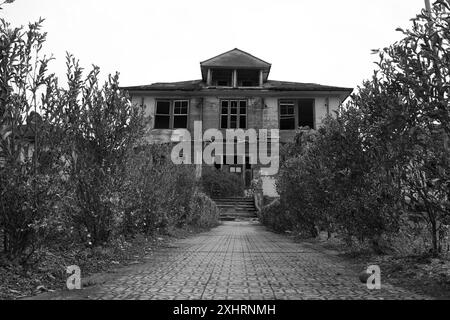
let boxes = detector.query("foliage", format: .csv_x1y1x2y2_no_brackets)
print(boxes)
40,56,146,246
0,17,60,262
122,144,197,235
259,199,295,234
200,166,245,198
270,1,450,255
277,117,401,246
187,191,220,229
353,0,450,253
0,5,217,266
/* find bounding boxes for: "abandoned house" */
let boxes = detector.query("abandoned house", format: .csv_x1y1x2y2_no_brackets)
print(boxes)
123,49,353,197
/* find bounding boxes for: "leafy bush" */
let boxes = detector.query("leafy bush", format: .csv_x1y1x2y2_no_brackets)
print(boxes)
0,1,220,270
267,2,450,256
43,57,147,246
259,200,288,233
200,166,245,198
122,144,197,235
187,192,220,229
275,115,402,248
0,18,62,262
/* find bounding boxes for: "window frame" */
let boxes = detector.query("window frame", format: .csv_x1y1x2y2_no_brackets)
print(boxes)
154,99,190,129
173,100,189,129
220,99,248,129
278,99,316,131
279,100,296,131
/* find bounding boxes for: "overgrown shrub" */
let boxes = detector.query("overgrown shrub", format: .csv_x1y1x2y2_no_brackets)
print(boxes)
200,166,245,198
122,144,197,235
0,17,62,262
0,1,220,268
266,1,450,256
187,192,220,229
44,57,146,246
260,199,295,234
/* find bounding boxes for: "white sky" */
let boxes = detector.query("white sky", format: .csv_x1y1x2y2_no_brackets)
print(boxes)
3,0,426,89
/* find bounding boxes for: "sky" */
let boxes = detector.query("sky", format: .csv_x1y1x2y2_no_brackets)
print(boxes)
2,0,426,89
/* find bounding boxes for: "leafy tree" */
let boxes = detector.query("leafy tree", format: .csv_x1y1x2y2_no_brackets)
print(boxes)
43,56,147,245
0,15,61,261
353,0,450,253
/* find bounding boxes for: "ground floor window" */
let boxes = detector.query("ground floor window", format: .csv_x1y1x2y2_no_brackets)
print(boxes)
154,100,189,129
230,166,242,173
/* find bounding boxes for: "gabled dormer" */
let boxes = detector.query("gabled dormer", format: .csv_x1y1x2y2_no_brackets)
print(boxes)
200,48,272,88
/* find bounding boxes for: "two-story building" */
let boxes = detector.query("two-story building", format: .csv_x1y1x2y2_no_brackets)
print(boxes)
123,49,353,197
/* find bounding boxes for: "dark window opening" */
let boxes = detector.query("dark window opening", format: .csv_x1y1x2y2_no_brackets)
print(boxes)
156,101,170,114
212,69,233,87
154,116,170,129
154,101,171,129
280,101,296,130
298,99,315,129
237,69,260,87
220,100,247,129
154,100,189,129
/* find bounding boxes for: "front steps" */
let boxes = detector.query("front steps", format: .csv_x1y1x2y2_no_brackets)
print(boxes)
212,197,258,221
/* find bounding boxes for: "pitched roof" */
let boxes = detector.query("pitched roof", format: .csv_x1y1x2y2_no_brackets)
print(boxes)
200,48,271,69
123,80,204,92
122,79,353,93
263,80,353,92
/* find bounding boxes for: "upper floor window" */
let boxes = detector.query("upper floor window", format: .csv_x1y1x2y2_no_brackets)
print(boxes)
279,99,315,130
154,100,189,129
237,69,260,87
220,100,247,129
298,98,315,129
212,69,233,87
280,101,296,130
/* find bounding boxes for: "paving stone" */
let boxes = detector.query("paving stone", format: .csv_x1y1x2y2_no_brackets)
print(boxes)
88,221,431,300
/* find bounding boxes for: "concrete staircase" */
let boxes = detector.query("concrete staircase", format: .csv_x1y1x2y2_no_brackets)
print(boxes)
213,197,258,221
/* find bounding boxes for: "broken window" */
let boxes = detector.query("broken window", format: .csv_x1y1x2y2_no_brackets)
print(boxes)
237,69,260,87
220,100,247,129
298,99,315,129
279,99,315,130
279,101,296,130
154,100,189,129
212,69,233,87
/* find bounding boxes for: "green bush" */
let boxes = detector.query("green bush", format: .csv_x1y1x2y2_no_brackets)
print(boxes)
187,192,220,229
200,166,245,198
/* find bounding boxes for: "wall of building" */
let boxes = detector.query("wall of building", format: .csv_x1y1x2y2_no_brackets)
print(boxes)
131,92,343,197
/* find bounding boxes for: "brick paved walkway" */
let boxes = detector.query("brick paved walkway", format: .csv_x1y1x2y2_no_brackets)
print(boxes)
85,221,429,300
